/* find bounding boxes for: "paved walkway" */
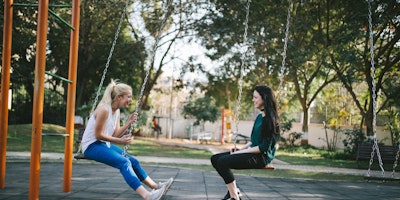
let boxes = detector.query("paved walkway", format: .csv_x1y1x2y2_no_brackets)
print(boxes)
2,138,400,199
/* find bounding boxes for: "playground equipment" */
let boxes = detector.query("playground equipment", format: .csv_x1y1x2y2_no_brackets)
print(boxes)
0,0,81,198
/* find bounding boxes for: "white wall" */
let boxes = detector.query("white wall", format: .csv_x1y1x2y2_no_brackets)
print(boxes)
149,118,392,150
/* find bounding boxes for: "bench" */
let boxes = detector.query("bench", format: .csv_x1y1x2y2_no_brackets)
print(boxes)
356,143,399,168
191,132,213,144
42,133,70,137
233,133,250,144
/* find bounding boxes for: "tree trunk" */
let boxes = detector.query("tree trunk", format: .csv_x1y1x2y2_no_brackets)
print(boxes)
301,107,309,145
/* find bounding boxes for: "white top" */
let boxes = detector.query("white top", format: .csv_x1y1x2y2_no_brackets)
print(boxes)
81,105,120,153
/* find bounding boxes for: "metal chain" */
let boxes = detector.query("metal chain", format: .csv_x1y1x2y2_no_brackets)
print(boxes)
277,0,292,111
90,0,130,115
392,143,400,178
234,0,251,150
123,0,172,156
76,0,129,156
366,0,385,178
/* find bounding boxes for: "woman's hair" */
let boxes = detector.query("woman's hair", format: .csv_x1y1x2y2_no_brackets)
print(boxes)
98,79,132,106
254,85,280,140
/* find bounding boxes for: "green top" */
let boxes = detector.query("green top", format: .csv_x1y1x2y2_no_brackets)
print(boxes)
250,113,277,164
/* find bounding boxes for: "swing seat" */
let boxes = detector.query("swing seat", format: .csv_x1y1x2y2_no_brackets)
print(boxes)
264,164,275,170
364,175,400,182
74,152,88,160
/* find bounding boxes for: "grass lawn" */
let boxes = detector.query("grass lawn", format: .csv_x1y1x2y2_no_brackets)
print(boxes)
6,124,212,159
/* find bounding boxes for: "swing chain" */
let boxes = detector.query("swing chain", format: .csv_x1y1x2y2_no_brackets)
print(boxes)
123,0,172,156
277,0,292,111
75,0,129,158
366,0,385,177
392,143,400,178
90,0,130,115
234,0,251,149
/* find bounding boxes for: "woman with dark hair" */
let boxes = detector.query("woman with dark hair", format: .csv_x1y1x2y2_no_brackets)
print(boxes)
211,85,280,200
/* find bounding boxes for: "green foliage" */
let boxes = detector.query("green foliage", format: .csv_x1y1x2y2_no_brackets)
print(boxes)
341,128,366,154
182,95,220,127
279,112,301,147
385,106,400,146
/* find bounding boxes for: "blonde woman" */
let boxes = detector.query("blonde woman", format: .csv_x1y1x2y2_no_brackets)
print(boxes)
81,79,173,200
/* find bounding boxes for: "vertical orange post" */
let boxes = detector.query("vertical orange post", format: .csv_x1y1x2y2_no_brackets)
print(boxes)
221,109,225,144
0,0,14,189
63,0,81,192
29,0,49,199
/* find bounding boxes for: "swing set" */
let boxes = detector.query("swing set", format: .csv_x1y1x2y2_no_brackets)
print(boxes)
1,0,172,199
1,1,399,200
1,0,81,198
363,0,400,181
231,0,400,177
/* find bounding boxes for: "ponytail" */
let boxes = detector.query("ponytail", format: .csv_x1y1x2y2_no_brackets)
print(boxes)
98,79,132,107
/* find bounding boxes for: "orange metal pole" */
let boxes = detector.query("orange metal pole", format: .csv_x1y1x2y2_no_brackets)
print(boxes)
0,0,14,189
29,0,49,199
63,0,81,192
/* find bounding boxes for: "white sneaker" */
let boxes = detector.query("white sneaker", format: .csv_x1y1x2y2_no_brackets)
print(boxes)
158,177,174,190
149,184,166,200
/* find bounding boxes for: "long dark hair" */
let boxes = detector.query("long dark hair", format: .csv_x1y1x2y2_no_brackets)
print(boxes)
254,85,280,140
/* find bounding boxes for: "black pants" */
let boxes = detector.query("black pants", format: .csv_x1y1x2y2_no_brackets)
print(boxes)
211,152,266,184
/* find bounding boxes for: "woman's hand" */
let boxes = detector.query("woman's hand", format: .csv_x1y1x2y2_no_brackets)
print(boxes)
230,147,241,154
120,134,133,145
126,112,138,125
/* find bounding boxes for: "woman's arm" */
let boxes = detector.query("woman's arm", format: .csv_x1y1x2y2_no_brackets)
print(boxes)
93,106,132,145
232,145,261,154
240,141,252,150
113,112,138,138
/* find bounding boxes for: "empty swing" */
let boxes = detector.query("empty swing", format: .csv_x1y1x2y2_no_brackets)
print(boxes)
364,0,400,181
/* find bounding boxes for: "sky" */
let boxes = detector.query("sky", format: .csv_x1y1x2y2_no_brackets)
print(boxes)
128,1,214,85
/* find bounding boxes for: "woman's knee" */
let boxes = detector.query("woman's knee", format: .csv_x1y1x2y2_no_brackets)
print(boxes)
210,154,220,167
114,157,132,170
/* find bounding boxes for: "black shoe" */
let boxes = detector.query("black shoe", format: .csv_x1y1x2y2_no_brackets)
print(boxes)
222,189,242,200
222,191,230,200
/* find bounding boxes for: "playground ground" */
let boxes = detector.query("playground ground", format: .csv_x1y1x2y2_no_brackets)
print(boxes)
1,138,400,200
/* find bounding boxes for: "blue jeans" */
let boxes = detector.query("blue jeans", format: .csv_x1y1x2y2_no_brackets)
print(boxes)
84,141,148,190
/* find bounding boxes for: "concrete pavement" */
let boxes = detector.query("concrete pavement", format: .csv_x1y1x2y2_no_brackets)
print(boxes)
1,161,399,200
1,138,400,199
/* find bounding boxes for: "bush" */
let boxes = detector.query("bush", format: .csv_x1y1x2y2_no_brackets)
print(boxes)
341,128,366,154
279,112,301,147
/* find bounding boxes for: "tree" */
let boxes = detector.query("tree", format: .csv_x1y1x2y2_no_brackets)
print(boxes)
76,0,143,110
329,0,400,135
0,1,63,124
191,0,291,116
182,95,220,131
125,0,201,110
193,0,341,140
